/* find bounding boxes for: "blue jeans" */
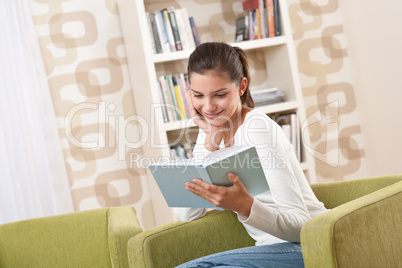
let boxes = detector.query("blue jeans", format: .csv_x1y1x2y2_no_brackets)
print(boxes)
175,242,304,268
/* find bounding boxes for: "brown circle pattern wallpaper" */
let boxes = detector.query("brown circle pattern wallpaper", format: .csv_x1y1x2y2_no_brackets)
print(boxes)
28,0,367,229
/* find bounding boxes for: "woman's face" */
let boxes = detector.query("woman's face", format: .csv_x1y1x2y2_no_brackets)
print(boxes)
189,71,247,127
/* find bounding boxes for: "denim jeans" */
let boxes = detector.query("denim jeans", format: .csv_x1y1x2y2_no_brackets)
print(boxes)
175,242,304,268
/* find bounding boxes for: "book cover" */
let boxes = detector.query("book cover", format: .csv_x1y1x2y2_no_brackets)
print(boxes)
148,145,269,208
242,0,259,11
235,12,249,42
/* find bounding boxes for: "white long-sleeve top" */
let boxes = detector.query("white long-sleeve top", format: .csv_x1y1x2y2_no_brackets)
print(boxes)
174,109,328,246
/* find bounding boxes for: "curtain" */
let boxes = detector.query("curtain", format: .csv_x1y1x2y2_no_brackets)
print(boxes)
0,0,74,224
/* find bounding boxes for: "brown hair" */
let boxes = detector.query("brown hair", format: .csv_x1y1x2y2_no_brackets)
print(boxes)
187,42,255,108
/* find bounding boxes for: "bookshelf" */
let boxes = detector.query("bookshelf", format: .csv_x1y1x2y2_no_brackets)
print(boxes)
117,0,317,226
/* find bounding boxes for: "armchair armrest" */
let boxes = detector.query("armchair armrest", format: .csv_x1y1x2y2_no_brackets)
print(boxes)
127,210,255,268
301,181,402,268
108,206,143,268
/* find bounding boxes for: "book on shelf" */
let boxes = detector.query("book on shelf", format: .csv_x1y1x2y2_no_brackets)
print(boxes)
170,142,194,160
274,112,302,162
146,13,160,54
235,0,281,42
167,7,183,51
189,17,200,46
251,87,285,106
273,0,280,36
147,7,198,54
157,73,191,122
161,8,177,52
148,145,269,208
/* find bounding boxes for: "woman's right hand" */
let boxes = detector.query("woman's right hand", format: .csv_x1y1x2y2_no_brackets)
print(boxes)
188,90,223,151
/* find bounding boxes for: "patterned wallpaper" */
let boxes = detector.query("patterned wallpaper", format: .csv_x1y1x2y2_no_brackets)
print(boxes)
28,0,367,229
28,0,155,229
287,0,367,180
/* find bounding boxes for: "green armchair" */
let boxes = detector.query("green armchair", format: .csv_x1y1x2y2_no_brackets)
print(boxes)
127,174,402,268
0,207,143,268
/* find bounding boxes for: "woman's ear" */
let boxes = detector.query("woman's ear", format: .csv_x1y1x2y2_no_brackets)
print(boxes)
239,77,247,96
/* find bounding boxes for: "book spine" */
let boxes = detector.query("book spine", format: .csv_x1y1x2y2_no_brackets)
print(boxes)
148,13,163,54
172,75,186,120
178,73,191,119
181,9,196,50
156,80,169,123
162,8,176,52
248,10,253,40
168,7,183,51
174,9,190,51
195,166,213,185
273,0,280,36
258,0,265,38
256,8,261,39
155,11,170,53
189,17,200,46
159,76,174,122
266,0,275,37
166,75,180,120
263,0,268,38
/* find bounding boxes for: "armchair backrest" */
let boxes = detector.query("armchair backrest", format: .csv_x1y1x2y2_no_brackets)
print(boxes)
310,174,402,209
0,207,142,268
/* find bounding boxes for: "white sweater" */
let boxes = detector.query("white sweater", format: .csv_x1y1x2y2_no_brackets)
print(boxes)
174,109,328,246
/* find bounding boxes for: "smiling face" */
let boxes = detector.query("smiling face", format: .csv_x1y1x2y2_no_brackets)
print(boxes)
190,71,247,127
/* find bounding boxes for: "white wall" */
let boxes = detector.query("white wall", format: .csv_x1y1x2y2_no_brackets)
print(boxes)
339,0,402,176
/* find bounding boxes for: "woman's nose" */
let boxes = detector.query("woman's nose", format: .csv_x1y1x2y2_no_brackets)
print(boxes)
204,98,216,111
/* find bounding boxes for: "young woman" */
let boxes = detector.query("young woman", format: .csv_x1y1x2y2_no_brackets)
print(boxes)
174,42,327,268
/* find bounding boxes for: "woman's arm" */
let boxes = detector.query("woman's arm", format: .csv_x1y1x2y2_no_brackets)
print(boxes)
238,114,311,242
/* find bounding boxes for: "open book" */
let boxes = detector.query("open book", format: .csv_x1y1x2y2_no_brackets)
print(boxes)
148,145,269,208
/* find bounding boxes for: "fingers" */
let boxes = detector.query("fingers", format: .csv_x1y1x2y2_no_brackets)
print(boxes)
228,172,239,184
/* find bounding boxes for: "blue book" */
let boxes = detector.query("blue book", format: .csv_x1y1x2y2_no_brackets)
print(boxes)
148,145,269,208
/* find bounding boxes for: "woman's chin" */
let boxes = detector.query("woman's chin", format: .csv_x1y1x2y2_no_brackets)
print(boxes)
205,117,230,127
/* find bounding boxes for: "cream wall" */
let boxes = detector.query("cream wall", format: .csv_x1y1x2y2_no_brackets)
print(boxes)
338,0,402,176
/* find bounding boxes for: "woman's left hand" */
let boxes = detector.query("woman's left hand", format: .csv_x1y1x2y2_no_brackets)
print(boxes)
185,172,254,217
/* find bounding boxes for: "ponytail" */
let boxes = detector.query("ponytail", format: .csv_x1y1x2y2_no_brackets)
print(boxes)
233,46,254,108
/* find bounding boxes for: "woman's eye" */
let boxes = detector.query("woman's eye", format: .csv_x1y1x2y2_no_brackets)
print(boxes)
193,94,203,98
216,93,227,98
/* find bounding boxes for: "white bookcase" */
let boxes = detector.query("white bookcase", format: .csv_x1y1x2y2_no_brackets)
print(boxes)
117,0,317,227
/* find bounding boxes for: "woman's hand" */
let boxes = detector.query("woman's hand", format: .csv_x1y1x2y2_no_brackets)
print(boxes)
185,172,254,217
188,90,223,151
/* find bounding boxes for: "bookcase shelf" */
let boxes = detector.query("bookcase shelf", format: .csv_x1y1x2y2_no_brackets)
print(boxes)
153,36,287,63
117,0,317,226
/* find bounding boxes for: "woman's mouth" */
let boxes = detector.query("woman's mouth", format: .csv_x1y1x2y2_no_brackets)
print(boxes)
203,110,223,119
